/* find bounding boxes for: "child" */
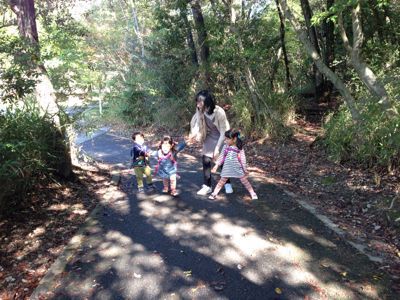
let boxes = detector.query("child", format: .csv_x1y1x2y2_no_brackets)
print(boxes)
154,136,185,196
209,129,258,200
130,132,155,193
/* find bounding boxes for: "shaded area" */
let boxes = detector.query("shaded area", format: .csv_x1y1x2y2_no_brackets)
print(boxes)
42,133,394,299
0,166,110,299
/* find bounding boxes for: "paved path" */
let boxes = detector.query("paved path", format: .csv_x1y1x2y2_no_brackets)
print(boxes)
33,132,393,299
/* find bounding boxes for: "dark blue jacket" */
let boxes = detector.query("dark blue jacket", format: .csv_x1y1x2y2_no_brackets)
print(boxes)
130,143,149,167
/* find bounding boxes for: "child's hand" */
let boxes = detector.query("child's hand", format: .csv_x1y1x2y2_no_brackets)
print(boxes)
211,166,218,174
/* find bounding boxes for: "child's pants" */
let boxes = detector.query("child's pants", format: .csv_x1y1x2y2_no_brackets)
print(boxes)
162,174,177,192
134,166,153,188
212,176,255,197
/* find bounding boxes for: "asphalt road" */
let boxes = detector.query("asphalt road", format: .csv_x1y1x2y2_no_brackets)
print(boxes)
39,132,394,299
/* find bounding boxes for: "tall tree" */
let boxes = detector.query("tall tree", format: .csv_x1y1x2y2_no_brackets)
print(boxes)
274,0,291,90
190,0,210,88
338,2,398,117
278,0,361,121
179,1,198,66
8,0,73,178
300,0,324,99
323,0,335,94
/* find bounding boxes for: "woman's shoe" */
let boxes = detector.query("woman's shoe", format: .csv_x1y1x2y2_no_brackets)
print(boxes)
197,184,212,195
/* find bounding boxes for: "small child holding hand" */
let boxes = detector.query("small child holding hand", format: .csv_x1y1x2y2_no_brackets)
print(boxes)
131,132,155,193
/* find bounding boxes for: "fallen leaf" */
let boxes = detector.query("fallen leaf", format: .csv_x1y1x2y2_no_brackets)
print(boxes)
275,287,282,294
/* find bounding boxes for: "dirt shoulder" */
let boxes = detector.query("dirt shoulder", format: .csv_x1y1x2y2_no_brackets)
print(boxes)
0,164,111,299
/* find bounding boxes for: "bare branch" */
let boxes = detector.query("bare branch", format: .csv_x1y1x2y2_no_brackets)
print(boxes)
337,13,352,53
351,2,363,51
0,20,17,29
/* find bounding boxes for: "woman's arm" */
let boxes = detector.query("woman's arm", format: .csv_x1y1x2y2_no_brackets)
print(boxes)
214,107,230,157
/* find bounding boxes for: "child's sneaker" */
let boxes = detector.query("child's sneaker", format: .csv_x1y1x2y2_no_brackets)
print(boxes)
197,184,212,195
208,193,217,200
171,190,179,197
137,187,145,193
224,183,233,194
251,193,258,200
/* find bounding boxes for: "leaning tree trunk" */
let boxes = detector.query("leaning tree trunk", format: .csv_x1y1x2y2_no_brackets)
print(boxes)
190,0,211,89
338,3,398,117
278,0,361,122
300,0,325,100
229,0,276,124
9,0,73,178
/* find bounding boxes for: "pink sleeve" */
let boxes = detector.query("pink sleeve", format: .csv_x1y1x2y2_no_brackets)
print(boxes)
216,145,226,166
240,149,247,171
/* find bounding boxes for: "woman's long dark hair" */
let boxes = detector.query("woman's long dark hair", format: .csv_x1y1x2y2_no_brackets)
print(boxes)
195,90,216,115
225,129,244,150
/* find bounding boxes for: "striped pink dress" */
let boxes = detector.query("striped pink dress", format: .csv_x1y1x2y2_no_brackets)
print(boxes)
216,145,247,178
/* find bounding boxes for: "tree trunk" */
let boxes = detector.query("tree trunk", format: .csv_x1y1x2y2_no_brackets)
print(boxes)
300,0,324,100
323,0,335,94
190,0,211,88
338,4,398,117
270,46,283,90
9,0,73,178
180,4,198,66
278,0,361,122
370,0,386,43
274,0,291,90
130,0,145,58
229,0,275,123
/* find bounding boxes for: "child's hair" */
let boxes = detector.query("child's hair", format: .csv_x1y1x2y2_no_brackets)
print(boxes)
158,135,176,153
195,90,216,115
132,131,144,141
225,129,244,150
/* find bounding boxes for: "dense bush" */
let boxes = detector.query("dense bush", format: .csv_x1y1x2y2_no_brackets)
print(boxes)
323,102,400,170
0,103,65,211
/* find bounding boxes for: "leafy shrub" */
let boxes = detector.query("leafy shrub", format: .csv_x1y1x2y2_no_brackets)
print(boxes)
0,103,64,211
323,102,400,170
230,89,294,140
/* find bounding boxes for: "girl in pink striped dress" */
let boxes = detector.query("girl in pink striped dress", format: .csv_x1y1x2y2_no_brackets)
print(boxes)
209,129,258,200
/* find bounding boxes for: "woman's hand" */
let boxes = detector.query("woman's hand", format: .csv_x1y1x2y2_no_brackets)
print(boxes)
211,166,218,174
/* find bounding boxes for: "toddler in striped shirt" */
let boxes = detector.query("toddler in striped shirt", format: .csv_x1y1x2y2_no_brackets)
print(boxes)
209,129,258,200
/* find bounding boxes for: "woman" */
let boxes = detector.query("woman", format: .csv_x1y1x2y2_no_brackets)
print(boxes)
189,90,233,195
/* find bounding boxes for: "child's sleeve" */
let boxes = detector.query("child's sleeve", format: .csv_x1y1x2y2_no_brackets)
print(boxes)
216,145,226,166
240,149,247,172
149,150,158,158
175,141,186,153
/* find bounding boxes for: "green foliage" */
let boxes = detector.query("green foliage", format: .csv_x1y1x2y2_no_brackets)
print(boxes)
231,89,294,140
40,11,96,95
0,102,66,210
0,32,38,102
323,103,400,169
